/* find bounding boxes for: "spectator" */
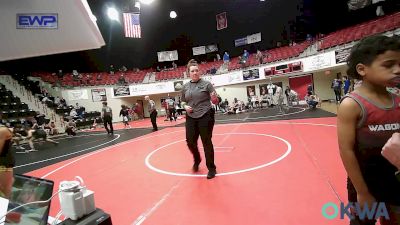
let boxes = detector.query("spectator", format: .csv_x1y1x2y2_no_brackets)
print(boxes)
343,76,351,95
109,65,115,75
331,78,342,102
69,108,77,118
118,74,126,85
223,51,230,63
145,96,158,132
57,69,63,79
305,92,320,109
65,119,77,136
134,102,144,120
242,49,249,61
256,50,264,64
49,121,58,135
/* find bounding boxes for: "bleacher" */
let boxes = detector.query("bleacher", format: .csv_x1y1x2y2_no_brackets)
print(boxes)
228,41,311,71
154,60,224,81
320,12,400,50
63,111,102,130
31,70,150,87
0,83,37,127
155,66,186,81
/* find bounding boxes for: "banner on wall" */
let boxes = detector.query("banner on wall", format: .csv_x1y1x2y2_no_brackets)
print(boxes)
242,68,260,81
130,82,174,96
303,51,335,72
335,47,352,64
113,86,131,97
67,89,88,101
192,46,205,56
205,44,218,53
91,88,107,102
192,44,218,56
234,32,261,47
216,12,227,30
211,74,227,87
247,33,261,44
157,50,178,62
227,71,243,84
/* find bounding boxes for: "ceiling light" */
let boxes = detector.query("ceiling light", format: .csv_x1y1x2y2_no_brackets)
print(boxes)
139,0,155,5
170,11,177,19
107,7,119,21
134,1,141,10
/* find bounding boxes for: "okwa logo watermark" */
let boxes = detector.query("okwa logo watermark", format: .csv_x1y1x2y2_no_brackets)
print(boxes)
322,202,389,220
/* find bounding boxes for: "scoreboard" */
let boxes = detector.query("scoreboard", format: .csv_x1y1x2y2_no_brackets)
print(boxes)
264,61,303,76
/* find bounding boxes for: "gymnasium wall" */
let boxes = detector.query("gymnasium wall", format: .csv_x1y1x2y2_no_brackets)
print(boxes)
60,65,348,122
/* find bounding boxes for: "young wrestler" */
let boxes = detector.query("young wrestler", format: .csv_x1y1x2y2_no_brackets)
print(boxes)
337,35,400,224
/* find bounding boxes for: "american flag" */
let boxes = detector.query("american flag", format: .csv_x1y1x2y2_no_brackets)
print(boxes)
123,13,141,38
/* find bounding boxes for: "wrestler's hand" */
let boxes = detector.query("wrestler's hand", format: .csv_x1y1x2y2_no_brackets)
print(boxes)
382,132,400,170
184,105,193,113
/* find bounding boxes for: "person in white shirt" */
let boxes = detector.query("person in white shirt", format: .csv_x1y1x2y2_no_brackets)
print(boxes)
274,85,284,113
69,109,77,117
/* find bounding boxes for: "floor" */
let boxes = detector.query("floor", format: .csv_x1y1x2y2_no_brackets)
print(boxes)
320,101,339,114
12,106,349,225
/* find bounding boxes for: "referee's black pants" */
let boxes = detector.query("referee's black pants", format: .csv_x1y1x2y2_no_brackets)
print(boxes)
103,116,113,134
150,111,158,131
185,109,216,172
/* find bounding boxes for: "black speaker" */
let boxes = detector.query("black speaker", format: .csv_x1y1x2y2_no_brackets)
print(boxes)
58,208,112,225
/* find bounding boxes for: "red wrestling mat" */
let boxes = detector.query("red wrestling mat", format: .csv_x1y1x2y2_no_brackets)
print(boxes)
27,117,349,225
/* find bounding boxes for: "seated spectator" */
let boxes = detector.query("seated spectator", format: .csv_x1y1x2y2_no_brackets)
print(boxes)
118,74,127,85
225,98,240,114
305,92,321,109
85,74,91,84
65,119,77,136
49,121,58,135
72,70,79,80
57,69,63,79
120,65,128,72
43,122,53,135
54,96,60,105
41,96,51,103
91,118,98,130
69,108,78,117
59,98,67,107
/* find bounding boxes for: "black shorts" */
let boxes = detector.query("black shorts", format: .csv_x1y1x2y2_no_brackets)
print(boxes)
33,129,47,139
347,174,400,206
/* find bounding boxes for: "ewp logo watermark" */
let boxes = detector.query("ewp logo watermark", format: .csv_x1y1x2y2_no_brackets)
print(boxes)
322,202,389,220
17,13,58,29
